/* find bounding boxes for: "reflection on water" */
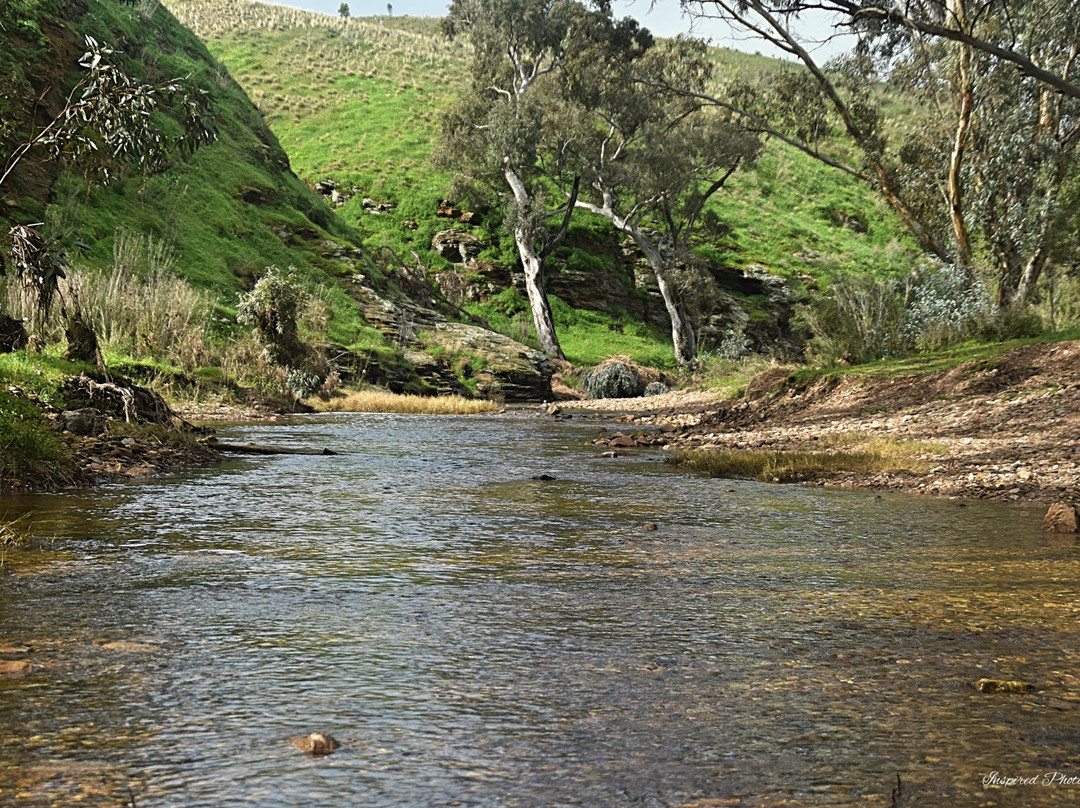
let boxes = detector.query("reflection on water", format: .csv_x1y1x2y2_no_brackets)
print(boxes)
1,412,1078,807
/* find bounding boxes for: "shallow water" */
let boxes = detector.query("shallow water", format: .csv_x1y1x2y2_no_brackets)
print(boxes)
1,412,1078,807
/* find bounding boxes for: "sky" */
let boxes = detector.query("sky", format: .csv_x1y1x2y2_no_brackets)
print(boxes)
276,0,854,62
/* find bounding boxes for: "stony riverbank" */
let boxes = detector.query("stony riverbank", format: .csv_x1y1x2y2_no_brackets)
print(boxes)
565,340,1080,505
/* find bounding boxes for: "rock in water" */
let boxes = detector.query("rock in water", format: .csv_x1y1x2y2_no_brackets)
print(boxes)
292,732,340,756
1042,503,1078,534
974,678,1033,693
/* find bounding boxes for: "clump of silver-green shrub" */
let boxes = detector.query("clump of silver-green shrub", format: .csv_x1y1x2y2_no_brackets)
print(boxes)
237,266,327,399
796,262,1040,365
582,360,645,399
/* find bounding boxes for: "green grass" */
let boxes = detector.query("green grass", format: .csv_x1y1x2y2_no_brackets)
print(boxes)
0,389,70,484
4,0,379,351
0,352,91,407
464,288,676,367
788,327,1080,384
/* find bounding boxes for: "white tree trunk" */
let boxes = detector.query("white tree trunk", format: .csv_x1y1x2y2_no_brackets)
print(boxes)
575,200,697,365
514,225,565,359
504,167,564,359
636,238,697,366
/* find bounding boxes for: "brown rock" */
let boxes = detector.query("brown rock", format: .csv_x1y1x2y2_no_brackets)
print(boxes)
292,732,340,756
0,660,34,676
1042,503,1078,533
974,678,1033,693
97,640,159,653
609,434,638,448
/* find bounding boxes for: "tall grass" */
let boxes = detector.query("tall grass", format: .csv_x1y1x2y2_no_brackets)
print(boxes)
311,388,499,414
66,229,213,371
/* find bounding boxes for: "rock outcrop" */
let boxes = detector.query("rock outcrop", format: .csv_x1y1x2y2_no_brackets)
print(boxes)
345,280,552,401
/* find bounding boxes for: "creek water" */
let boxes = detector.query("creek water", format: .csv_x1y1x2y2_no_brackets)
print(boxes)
1,412,1079,807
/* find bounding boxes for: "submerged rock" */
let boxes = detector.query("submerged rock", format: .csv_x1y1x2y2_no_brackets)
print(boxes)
1042,503,1078,534
292,732,340,756
974,678,1033,693
0,659,34,676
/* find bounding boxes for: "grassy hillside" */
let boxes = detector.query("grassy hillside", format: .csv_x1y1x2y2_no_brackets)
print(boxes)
165,0,917,364
1,0,386,352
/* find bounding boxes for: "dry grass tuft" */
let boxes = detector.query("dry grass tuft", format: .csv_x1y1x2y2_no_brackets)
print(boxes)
669,439,937,483
311,389,500,415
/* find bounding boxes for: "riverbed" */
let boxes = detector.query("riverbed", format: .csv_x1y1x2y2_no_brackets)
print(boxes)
1,412,1078,806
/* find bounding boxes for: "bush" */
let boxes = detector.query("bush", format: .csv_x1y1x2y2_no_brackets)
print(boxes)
903,263,993,350
582,360,645,399
798,263,1002,365
977,306,1044,342
0,391,67,480
237,266,307,367
237,266,327,398
795,274,908,364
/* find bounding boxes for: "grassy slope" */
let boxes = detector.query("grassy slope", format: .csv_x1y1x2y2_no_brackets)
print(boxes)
2,0,383,348
165,0,918,365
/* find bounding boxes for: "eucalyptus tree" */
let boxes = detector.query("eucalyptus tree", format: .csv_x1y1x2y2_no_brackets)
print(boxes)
558,36,760,365
1,36,215,323
683,0,1080,309
688,0,1080,100
439,0,631,359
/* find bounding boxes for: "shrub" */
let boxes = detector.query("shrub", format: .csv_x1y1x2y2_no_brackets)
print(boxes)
0,391,67,481
903,263,993,350
795,274,908,364
798,263,1000,365
582,360,645,399
237,266,307,367
237,266,327,398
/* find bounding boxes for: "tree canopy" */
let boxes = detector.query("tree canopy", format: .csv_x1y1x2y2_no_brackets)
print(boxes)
686,0,1080,308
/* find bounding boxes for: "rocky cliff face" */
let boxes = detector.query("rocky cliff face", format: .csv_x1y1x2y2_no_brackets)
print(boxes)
346,281,552,401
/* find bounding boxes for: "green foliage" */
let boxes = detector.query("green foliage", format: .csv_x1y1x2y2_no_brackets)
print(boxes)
795,262,1010,364
0,389,68,481
795,274,909,364
236,265,307,366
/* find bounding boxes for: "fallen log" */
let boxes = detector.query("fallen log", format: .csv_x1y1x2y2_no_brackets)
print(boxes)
209,441,338,456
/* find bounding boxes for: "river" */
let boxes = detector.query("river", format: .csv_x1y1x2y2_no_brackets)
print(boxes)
1,412,1078,806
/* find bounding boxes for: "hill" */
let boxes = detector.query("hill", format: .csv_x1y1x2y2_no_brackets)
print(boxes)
164,0,917,366
1,0,554,404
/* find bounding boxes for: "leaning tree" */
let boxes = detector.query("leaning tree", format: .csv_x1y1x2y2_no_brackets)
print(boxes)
683,0,1080,309
557,35,761,365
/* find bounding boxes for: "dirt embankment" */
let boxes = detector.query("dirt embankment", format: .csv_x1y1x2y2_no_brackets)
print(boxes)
572,340,1080,504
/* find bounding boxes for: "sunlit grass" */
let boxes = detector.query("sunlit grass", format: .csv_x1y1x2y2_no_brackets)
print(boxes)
668,436,939,483
310,389,500,414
